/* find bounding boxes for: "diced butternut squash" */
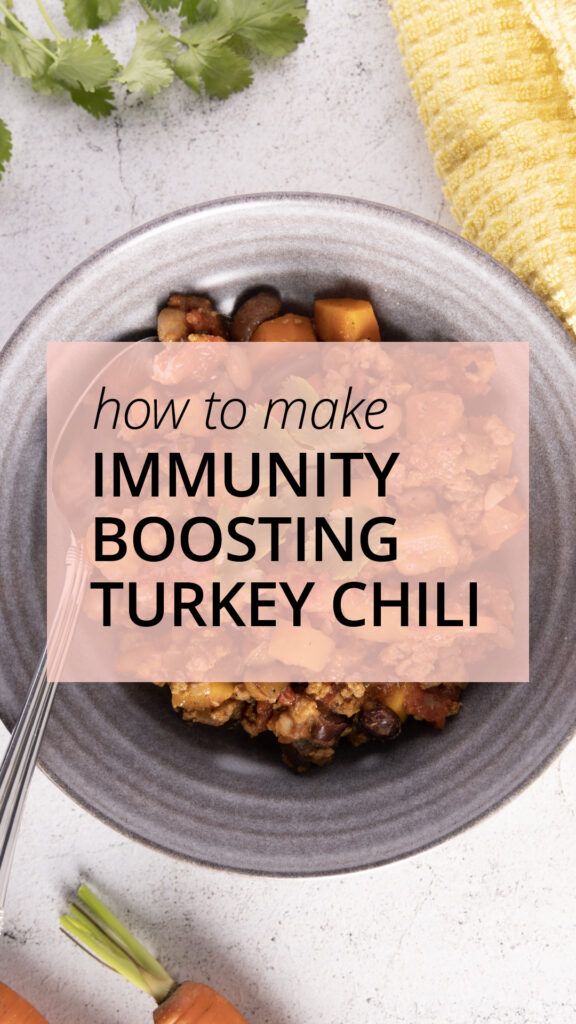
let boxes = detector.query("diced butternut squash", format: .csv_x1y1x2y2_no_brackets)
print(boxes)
474,500,526,550
169,683,235,709
313,298,380,341
382,684,409,722
395,513,460,575
251,313,317,342
268,622,334,672
495,444,513,475
331,477,383,512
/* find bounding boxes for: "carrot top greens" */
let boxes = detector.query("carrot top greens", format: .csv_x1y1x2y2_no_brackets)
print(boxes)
60,884,175,1003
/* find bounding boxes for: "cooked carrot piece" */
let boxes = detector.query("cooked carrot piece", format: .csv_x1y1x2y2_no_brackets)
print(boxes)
251,312,317,342
0,982,50,1023
313,298,380,341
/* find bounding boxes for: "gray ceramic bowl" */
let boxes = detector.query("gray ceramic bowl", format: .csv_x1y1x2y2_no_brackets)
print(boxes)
1,193,576,876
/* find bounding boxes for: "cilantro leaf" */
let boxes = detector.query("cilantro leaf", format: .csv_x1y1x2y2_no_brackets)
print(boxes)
277,376,365,452
179,16,227,46
234,13,305,55
68,82,115,117
239,403,298,460
0,20,50,79
280,375,320,408
179,0,217,22
172,45,201,92
220,0,307,28
181,0,307,58
175,41,251,97
31,65,63,95
49,35,119,91
223,0,307,55
63,0,123,31
29,40,64,96
0,0,309,182
117,19,178,95
0,117,12,180
0,27,61,95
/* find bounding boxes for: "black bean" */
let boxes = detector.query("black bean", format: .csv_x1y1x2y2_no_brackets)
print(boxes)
310,713,348,744
359,704,402,740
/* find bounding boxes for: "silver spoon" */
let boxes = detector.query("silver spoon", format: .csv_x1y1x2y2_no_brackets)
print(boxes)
0,339,156,928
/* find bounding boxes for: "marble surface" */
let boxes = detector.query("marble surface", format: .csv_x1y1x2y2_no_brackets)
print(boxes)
1,1,576,1021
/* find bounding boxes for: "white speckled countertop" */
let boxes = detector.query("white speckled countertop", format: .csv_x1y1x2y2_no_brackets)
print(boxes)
2,2,576,1021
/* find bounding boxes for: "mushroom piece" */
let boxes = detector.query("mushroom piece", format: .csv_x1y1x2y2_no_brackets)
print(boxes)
230,291,282,341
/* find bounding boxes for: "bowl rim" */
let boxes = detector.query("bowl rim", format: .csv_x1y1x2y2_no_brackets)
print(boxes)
2,684,575,879
2,189,571,364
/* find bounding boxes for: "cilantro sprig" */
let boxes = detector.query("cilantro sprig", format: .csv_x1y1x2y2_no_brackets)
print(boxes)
0,0,307,178
0,117,11,178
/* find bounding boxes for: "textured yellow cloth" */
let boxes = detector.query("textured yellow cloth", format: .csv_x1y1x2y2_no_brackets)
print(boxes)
389,0,576,337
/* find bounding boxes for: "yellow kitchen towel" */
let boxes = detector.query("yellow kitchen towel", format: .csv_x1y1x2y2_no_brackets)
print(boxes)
388,0,576,338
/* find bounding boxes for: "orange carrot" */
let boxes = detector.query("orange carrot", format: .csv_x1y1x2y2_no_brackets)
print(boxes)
0,982,50,1024
251,312,317,342
153,981,249,1024
313,297,380,341
60,885,251,1024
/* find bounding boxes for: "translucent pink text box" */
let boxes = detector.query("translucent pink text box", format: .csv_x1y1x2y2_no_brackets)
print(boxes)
47,340,529,683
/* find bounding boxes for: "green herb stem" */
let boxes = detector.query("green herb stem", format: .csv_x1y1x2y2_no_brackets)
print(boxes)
35,0,63,40
136,2,182,48
61,884,176,1005
0,0,55,58
137,0,156,20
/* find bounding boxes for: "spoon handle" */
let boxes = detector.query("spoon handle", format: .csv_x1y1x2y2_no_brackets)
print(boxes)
0,538,89,929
